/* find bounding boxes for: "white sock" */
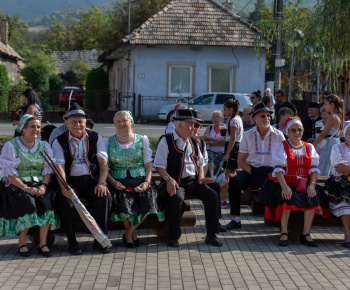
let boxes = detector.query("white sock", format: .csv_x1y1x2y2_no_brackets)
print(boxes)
232,217,240,223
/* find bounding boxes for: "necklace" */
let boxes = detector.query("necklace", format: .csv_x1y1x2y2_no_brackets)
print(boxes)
116,132,133,142
288,140,303,149
20,136,35,146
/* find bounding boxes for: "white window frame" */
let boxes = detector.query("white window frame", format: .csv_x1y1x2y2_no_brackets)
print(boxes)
208,65,234,93
168,65,193,98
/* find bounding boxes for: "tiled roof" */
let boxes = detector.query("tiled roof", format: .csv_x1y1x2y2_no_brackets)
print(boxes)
124,0,266,47
0,41,23,61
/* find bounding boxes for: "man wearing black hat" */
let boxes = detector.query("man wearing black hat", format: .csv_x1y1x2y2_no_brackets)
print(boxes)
52,105,112,254
301,102,322,142
154,108,223,247
49,102,79,145
225,103,285,230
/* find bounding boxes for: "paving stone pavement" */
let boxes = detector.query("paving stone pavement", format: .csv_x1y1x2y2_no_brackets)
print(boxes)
1,201,350,290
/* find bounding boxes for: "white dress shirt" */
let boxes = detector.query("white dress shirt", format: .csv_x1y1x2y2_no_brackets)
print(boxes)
154,131,205,178
52,131,108,176
239,125,285,168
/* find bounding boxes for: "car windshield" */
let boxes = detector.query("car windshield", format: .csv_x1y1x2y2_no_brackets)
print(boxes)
192,94,214,105
62,89,80,94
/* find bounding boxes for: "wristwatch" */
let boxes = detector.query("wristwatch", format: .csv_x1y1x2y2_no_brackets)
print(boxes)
163,175,170,182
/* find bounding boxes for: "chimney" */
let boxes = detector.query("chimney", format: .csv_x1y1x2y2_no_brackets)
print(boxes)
1,20,8,45
222,0,233,11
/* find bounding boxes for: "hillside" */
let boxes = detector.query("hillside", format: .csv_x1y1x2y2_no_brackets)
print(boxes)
0,0,318,25
0,0,113,20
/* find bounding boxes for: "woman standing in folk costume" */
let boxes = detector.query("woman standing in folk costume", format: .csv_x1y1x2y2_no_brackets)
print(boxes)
260,116,329,247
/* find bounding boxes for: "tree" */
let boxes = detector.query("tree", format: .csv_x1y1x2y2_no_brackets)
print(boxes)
85,67,109,110
21,61,49,91
0,65,10,112
72,6,119,50
68,57,91,85
249,0,266,23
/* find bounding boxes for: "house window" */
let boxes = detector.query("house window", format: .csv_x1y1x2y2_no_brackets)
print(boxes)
169,66,193,97
209,67,232,92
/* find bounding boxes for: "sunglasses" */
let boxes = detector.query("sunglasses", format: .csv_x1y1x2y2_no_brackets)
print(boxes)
250,96,256,99
194,123,201,128
289,128,303,133
259,114,271,119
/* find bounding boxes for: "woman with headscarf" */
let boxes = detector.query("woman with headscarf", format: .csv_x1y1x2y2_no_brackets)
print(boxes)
107,111,164,248
325,121,350,248
0,114,59,257
260,116,329,247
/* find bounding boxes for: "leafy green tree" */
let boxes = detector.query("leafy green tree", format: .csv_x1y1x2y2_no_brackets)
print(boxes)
85,67,109,110
68,57,91,85
0,65,10,112
249,0,266,23
48,74,63,105
59,70,78,86
21,61,49,91
72,6,119,50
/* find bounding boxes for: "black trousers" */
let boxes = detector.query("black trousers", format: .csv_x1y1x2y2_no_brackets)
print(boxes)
228,171,251,217
159,177,220,240
58,175,112,236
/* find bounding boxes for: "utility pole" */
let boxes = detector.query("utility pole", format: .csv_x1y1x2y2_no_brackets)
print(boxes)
274,0,283,90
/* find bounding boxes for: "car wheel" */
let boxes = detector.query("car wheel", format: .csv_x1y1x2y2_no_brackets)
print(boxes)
167,111,174,123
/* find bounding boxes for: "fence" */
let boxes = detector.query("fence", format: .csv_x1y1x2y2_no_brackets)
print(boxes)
117,92,136,115
139,95,190,120
8,90,118,123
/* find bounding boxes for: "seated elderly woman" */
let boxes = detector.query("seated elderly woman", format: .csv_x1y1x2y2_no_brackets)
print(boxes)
203,110,226,178
260,117,329,247
325,121,350,248
107,111,164,248
0,114,59,257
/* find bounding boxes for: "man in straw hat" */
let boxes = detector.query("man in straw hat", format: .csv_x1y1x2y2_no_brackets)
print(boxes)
52,104,112,254
225,103,285,230
154,108,223,248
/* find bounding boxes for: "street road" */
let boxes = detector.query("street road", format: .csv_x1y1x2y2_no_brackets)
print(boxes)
0,122,206,137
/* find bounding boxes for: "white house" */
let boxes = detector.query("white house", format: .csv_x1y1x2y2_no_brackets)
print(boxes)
99,0,268,118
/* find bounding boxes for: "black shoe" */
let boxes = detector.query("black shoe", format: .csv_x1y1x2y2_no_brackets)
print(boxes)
68,241,83,255
122,234,135,249
133,238,140,247
168,239,179,247
224,220,241,230
343,242,350,248
17,245,30,257
300,233,318,247
37,244,52,257
278,233,288,247
219,224,227,232
205,234,223,247
93,240,110,253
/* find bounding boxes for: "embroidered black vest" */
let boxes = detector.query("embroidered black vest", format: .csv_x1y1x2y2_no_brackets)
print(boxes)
57,130,100,181
164,133,200,184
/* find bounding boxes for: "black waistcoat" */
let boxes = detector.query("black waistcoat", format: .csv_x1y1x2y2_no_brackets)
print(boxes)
56,130,100,181
164,134,200,184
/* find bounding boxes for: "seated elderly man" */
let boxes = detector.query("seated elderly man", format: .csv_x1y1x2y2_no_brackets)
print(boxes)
154,108,222,247
225,103,285,230
52,105,112,255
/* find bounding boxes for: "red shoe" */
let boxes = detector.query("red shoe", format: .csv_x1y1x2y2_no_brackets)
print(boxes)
220,201,227,209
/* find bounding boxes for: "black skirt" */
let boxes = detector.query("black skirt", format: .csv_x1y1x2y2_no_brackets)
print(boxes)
223,141,240,170
259,179,330,222
110,176,164,226
0,179,56,220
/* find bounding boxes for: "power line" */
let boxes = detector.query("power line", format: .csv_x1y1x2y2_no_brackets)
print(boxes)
237,0,255,15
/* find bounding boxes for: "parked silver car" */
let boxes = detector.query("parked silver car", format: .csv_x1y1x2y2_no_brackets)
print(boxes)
158,93,252,122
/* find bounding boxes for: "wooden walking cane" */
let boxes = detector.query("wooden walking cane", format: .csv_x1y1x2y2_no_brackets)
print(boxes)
40,150,112,249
